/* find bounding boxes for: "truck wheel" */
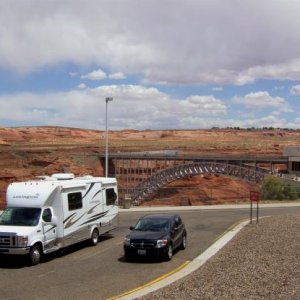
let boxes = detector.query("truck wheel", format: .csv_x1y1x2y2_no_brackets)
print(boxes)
29,245,42,265
90,229,99,246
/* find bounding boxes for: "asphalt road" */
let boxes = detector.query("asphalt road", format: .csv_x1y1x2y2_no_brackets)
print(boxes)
0,206,299,300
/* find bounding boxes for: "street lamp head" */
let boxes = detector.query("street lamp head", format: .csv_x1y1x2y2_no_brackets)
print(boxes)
106,97,113,103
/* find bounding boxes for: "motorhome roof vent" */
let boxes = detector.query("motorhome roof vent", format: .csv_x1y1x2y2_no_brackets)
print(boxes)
51,173,75,180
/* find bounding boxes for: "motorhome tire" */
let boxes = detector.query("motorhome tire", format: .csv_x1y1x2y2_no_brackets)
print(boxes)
29,245,42,265
90,229,99,246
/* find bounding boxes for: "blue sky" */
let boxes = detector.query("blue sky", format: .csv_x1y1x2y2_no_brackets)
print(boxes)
0,0,300,130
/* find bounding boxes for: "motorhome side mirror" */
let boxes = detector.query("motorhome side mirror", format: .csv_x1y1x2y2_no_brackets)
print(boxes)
129,226,134,230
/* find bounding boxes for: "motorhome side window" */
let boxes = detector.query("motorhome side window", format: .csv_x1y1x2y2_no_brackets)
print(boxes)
68,192,83,210
106,188,116,206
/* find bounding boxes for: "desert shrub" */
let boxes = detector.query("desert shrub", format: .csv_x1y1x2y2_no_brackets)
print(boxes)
160,131,174,138
260,176,298,200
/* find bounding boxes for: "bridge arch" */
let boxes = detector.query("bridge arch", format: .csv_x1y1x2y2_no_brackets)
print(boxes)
131,162,268,204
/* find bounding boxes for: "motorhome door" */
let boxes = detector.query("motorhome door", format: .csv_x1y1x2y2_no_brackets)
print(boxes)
42,208,57,250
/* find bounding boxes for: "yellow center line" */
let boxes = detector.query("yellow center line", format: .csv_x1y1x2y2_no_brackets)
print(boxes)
107,260,190,300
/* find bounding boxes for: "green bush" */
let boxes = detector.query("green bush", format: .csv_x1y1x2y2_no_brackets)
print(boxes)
260,176,298,200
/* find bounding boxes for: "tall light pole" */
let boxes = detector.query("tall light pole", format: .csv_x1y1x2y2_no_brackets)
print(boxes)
105,97,113,177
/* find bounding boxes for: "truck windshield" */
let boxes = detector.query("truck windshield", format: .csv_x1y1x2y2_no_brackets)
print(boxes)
0,207,41,226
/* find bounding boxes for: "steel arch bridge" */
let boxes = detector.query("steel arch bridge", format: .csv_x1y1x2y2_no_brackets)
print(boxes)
131,162,268,205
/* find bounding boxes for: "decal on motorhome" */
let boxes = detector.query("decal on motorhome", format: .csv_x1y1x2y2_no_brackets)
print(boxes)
82,183,95,199
64,213,85,229
80,211,109,226
64,210,110,229
45,225,56,233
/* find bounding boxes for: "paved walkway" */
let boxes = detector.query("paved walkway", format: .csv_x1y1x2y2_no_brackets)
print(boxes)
119,202,300,212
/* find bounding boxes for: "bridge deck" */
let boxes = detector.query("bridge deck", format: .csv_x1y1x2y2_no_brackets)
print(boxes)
103,153,288,164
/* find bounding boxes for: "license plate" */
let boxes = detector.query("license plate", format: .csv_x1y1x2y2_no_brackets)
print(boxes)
137,249,146,255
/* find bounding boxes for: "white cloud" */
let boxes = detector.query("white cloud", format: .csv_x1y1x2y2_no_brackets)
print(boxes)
69,72,77,77
212,87,223,91
180,95,227,116
109,72,126,80
77,83,87,89
81,69,107,80
2,84,300,129
1,1,300,84
290,85,300,95
232,91,290,111
0,85,229,130
243,115,288,129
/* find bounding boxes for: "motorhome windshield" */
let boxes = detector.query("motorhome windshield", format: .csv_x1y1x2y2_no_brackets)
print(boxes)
0,207,41,226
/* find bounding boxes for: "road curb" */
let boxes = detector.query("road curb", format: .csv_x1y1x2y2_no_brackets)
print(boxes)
114,218,250,299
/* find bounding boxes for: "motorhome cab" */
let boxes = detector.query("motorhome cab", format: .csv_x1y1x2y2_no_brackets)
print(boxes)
0,173,118,265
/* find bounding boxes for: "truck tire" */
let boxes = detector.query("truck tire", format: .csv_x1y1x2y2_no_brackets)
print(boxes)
90,229,99,246
29,244,42,265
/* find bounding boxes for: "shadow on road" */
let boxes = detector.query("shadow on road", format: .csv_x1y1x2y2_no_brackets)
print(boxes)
0,235,114,269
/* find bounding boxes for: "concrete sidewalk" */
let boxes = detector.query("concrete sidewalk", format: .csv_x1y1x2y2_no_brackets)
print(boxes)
119,202,300,212
1,201,300,215
1,202,300,215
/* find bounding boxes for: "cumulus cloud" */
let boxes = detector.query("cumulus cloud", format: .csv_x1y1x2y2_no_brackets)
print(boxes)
212,87,223,91
243,115,288,129
1,1,300,130
81,69,107,81
1,84,299,129
0,85,228,129
232,91,291,111
180,95,226,116
290,85,300,95
69,72,77,77
1,0,300,84
109,72,126,80
77,83,87,89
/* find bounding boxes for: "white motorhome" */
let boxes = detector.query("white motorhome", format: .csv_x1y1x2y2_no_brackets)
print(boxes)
0,173,118,265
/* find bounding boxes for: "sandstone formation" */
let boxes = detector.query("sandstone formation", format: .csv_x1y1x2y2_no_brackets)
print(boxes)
1,126,298,209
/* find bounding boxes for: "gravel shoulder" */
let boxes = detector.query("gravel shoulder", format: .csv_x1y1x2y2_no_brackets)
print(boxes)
140,215,300,300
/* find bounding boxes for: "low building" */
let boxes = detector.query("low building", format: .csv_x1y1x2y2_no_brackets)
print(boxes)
283,146,300,176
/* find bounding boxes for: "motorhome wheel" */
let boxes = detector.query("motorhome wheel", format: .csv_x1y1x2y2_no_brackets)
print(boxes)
29,245,42,265
90,229,99,246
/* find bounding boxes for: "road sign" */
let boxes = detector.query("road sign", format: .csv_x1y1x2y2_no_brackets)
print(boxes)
250,191,260,202
250,191,260,224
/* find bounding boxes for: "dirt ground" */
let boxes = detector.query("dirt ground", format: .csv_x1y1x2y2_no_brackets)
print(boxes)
0,126,298,209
